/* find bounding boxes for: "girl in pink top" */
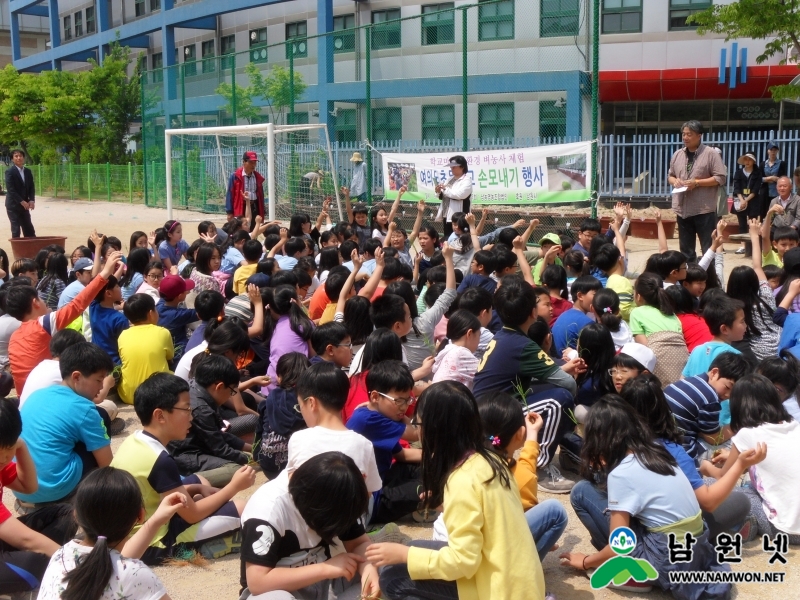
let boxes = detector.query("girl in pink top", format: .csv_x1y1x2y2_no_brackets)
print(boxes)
431,310,481,390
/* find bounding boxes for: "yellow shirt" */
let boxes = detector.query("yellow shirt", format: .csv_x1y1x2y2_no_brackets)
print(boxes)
763,249,784,268
318,302,337,324
513,441,540,511
118,324,173,404
606,273,635,322
407,453,545,600
233,263,259,295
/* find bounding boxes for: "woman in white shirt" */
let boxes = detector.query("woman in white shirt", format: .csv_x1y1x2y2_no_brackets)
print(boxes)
435,155,473,239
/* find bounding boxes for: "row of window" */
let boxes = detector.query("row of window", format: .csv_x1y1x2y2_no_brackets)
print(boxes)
334,103,566,143
135,0,161,18
602,0,712,34
62,6,96,41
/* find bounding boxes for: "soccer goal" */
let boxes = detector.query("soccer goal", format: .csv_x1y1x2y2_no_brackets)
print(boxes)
163,122,343,222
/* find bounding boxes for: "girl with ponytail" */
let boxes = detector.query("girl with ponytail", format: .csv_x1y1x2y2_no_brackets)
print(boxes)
38,467,185,600
630,272,683,345
266,284,314,391
592,288,632,350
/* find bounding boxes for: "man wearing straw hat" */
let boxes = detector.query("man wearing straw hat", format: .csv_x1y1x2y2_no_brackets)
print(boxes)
349,151,367,202
667,121,726,263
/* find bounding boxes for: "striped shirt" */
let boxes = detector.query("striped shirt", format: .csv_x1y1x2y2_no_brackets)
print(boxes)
663,373,721,459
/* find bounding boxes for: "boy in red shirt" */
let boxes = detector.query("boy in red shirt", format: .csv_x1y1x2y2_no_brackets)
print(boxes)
6,251,121,394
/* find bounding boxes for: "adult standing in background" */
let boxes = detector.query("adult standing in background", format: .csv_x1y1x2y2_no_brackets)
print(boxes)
349,151,367,202
225,151,264,232
4,149,36,239
731,150,762,254
667,121,726,263
435,155,473,238
760,141,787,221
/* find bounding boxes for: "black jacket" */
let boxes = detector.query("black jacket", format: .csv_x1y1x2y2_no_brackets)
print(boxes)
168,380,248,474
5,165,34,210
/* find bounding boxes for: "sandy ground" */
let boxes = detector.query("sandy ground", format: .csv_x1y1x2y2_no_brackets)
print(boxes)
2,197,798,600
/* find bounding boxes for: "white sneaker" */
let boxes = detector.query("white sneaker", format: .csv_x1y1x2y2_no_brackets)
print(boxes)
537,463,576,494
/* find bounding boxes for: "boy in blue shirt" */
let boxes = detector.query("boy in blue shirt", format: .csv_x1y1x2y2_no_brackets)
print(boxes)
16,342,113,506
89,275,129,365
346,360,422,524
457,250,497,294
156,275,198,362
551,275,601,355
683,296,747,378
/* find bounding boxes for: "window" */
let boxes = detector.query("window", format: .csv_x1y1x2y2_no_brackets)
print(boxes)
333,14,356,54
135,0,145,17
138,56,147,74
86,6,95,33
250,28,268,63
74,11,83,37
150,0,160,11
201,40,215,73
478,103,514,141
220,35,235,70
63,15,71,40
286,21,308,59
422,3,455,45
335,108,358,143
669,0,711,30
152,52,163,82
372,107,402,141
539,102,566,138
183,45,196,77
541,0,579,37
479,0,513,41
371,9,401,50
602,0,642,33
422,105,455,141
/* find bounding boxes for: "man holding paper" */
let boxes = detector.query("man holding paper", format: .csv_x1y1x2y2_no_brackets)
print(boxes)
667,120,727,262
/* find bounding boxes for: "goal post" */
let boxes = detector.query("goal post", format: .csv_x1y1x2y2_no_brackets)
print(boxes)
164,122,343,222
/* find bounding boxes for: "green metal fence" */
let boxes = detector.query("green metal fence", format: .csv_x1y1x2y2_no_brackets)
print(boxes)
32,163,144,204
140,0,599,216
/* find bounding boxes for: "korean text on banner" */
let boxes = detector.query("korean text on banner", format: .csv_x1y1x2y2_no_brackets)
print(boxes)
381,141,591,204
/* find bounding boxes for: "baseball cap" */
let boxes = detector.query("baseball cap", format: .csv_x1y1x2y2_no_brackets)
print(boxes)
767,140,780,150
539,233,561,246
225,294,254,322
159,275,195,301
246,273,271,288
619,342,656,373
73,257,94,272
243,151,258,162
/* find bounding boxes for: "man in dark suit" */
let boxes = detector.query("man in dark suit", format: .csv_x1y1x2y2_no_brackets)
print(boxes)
4,149,36,238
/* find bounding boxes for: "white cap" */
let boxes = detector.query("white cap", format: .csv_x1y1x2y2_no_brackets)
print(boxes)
619,342,656,373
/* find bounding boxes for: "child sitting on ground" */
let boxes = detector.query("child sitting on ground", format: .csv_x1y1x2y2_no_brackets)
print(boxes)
118,294,173,405
665,284,713,352
168,354,253,488
541,264,574,326
346,360,423,524
431,309,481,389
551,275,601,355
233,239,263,295
0,399,77,595
240,452,380,599
37,467,186,600
309,322,352,368
185,290,225,353
254,353,309,478
89,275,129,366
593,288,632,351
683,296,747,377
156,275,198,363
111,373,256,565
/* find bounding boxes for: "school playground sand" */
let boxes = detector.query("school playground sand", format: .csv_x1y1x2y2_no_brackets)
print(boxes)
1,196,797,599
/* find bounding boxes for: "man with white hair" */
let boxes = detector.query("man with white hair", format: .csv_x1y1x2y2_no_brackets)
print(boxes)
766,176,800,230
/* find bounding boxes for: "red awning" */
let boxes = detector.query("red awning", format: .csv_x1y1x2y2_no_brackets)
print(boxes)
599,64,800,102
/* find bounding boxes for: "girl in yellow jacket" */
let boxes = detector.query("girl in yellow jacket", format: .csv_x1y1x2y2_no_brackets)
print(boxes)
366,381,546,600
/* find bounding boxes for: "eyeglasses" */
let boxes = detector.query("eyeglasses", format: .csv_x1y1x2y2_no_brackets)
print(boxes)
170,405,192,413
608,368,636,377
228,386,239,397
409,418,422,427
146,273,163,281
335,342,352,349
376,391,414,407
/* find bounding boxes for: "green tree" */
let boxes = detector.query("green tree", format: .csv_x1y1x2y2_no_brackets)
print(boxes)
215,80,261,124
689,0,800,101
245,62,307,124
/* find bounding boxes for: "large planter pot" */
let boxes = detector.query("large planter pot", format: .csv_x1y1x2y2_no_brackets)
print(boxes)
720,222,742,242
8,236,67,261
600,217,676,239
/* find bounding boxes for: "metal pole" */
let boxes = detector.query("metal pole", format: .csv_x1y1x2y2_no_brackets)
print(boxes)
231,58,237,124
69,163,73,200
779,100,785,135
462,8,468,152
88,163,92,202
591,0,600,218
289,44,295,124
365,27,372,204
267,122,276,220
128,162,133,203
181,63,187,208
141,72,148,206
106,163,111,202
166,133,174,219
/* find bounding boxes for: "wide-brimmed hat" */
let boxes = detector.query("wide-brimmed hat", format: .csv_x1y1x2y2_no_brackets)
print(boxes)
350,152,363,162
737,151,758,165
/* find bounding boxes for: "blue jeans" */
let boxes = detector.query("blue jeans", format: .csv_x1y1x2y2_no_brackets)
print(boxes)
526,498,568,562
570,479,610,551
380,541,458,600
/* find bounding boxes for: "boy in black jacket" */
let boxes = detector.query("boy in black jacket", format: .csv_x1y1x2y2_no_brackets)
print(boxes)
168,354,251,487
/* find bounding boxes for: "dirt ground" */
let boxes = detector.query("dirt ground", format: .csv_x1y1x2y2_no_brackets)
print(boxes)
1,197,797,600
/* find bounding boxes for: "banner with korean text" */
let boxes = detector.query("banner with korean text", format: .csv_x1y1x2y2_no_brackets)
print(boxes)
380,141,592,204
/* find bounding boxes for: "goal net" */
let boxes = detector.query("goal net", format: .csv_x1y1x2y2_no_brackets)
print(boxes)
163,123,343,222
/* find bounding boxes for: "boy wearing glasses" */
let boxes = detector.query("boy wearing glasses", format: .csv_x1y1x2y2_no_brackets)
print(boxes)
168,354,252,488
346,360,423,524
118,294,173,405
